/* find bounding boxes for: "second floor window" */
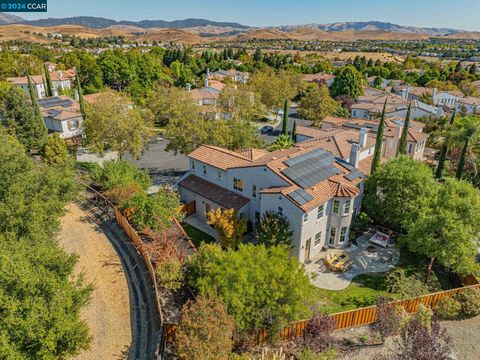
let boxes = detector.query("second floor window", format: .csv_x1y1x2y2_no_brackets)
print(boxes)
203,165,207,175
333,200,340,214
191,160,195,170
217,171,221,179
278,207,283,216
233,178,243,192
344,200,351,215
317,204,324,219
252,185,257,198
303,213,308,223
314,232,322,246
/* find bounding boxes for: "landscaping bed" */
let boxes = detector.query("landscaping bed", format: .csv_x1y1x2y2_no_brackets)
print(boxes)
182,223,215,248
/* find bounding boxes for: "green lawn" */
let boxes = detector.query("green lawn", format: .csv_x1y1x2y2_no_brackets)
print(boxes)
182,224,216,248
313,246,451,314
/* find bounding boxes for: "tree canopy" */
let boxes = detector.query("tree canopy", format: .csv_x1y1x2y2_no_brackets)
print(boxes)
83,90,153,159
298,84,339,127
187,243,315,333
0,131,91,358
330,66,364,99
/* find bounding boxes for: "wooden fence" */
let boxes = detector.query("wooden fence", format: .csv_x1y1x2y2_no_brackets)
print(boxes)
114,208,165,326
254,279,480,344
162,275,480,345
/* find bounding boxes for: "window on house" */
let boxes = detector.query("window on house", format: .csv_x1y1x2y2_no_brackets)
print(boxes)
315,232,322,246
252,185,257,198
340,227,348,242
217,171,221,179
333,200,340,214
303,213,308,223
203,165,207,175
344,200,351,215
191,160,195,170
408,143,414,154
317,204,324,219
233,178,243,191
67,120,79,130
329,227,336,245
278,207,283,216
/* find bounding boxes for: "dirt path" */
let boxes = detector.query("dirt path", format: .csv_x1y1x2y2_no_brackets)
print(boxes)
59,204,132,360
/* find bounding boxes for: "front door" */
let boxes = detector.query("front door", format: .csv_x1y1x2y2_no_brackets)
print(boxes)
305,238,311,261
205,203,211,216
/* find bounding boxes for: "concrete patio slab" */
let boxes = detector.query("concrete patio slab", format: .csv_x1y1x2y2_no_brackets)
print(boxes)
305,234,400,290
183,214,219,241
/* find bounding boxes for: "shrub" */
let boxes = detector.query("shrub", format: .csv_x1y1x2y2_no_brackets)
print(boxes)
255,211,293,248
376,319,453,360
103,182,143,205
296,347,337,360
374,298,401,340
187,243,315,333
457,288,480,317
298,314,336,352
385,268,428,299
414,304,433,331
91,160,151,191
435,297,461,320
121,186,183,231
207,208,247,249
349,211,369,241
155,257,184,292
175,294,235,360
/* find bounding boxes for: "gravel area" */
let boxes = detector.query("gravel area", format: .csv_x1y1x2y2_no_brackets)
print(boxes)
336,316,480,360
59,204,132,360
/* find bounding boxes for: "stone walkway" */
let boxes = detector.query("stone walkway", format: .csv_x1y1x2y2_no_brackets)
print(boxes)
305,235,400,290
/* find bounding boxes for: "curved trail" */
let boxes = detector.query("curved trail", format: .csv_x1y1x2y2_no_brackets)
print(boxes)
79,200,161,359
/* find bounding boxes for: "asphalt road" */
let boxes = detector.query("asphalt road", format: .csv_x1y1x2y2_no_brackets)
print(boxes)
259,105,312,145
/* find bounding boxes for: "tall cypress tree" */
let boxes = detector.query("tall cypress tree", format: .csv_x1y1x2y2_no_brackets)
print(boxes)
281,100,289,135
26,75,48,150
397,102,411,156
435,110,456,179
291,119,297,143
44,63,53,97
371,100,387,174
456,136,470,180
76,72,86,118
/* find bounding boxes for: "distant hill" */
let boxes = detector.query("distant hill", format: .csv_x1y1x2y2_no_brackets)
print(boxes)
279,21,461,36
15,16,250,30
0,13,25,25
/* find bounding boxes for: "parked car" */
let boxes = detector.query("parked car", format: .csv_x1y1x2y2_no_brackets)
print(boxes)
260,126,274,134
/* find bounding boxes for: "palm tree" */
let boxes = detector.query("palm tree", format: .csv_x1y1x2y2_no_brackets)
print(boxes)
269,134,294,151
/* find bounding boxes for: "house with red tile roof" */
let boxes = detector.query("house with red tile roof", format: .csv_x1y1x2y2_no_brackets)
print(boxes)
6,75,46,99
303,73,336,87
178,134,372,262
38,96,84,140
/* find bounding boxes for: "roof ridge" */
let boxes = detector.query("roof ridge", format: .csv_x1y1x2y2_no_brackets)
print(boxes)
202,145,253,162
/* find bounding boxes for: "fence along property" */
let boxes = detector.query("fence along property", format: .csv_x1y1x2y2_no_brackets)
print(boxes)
255,277,480,344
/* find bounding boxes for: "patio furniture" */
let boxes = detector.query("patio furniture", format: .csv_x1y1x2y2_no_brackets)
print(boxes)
324,252,351,272
367,245,377,253
338,260,353,272
369,231,391,248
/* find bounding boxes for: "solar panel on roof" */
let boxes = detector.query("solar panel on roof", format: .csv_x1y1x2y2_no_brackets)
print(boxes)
282,148,343,189
287,189,314,205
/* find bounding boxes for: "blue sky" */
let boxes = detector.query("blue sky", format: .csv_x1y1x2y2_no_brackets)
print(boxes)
17,0,480,30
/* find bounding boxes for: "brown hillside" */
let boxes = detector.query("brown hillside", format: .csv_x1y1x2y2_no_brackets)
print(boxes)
235,28,299,41
131,28,204,44
444,31,480,40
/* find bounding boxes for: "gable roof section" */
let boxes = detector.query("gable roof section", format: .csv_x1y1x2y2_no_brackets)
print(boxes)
179,175,249,210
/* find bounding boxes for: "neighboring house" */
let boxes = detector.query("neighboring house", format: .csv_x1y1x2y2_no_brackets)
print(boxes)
210,69,249,83
303,73,336,87
394,85,463,108
188,78,227,119
299,115,428,160
50,69,76,91
178,142,369,262
38,96,84,141
455,96,480,114
366,76,392,89
6,75,46,99
351,93,444,120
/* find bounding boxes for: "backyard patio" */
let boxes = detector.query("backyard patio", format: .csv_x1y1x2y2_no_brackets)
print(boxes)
305,233,400,290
